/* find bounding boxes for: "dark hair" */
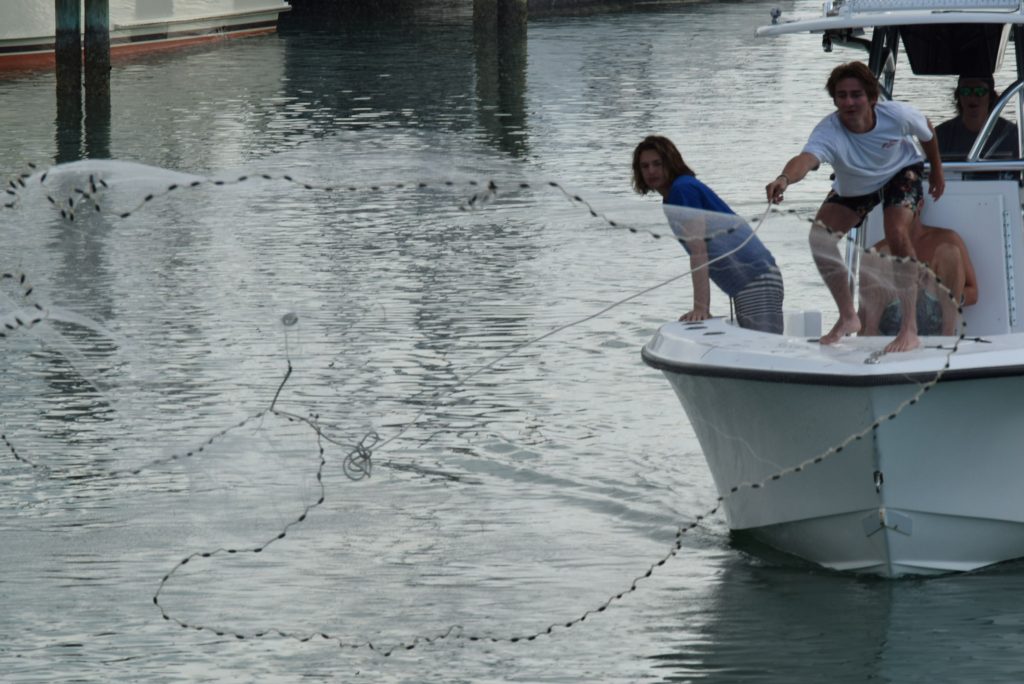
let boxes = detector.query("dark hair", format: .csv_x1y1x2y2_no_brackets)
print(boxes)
954,74,998,115
825,61,880,102
631,135,696,195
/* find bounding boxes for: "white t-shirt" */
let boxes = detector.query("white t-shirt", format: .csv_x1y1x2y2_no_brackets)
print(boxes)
802,100,931,197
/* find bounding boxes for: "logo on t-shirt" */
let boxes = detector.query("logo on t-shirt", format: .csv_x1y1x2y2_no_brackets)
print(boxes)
881,139,901,149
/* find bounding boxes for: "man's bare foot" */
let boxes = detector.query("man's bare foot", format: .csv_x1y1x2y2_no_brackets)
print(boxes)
819,316,862,345
884,329,920,353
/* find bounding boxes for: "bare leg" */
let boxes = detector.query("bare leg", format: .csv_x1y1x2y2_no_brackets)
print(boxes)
857,255,893,336
882,205,920,352
812,203,862,344
930,243,966,336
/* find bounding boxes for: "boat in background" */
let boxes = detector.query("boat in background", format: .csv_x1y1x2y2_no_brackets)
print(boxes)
643,0,1024,577
0,0,291,72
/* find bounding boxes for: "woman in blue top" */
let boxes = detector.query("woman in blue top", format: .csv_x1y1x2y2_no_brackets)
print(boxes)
632,135,784,333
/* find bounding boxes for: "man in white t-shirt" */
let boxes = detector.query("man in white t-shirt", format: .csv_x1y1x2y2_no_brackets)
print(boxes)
765,61,945,353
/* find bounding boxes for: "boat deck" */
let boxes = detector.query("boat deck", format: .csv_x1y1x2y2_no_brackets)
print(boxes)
642,317,1024,385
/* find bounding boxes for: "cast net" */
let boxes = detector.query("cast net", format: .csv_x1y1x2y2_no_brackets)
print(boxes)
1,159,966,656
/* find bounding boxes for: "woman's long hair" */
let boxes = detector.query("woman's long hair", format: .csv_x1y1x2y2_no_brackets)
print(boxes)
632,135,696,195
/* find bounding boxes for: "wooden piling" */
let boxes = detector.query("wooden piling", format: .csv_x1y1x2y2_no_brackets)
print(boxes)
473,0,497,31
499,0,528,33
54,0,82,96
473,0,528,156
83,0,111,97
54,0,83,162
82,0,111,158
475,0,527,33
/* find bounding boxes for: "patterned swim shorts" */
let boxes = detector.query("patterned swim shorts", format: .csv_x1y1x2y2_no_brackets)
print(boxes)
823,163,925,227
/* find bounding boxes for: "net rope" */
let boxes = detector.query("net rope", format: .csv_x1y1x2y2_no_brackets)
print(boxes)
2,160,968,655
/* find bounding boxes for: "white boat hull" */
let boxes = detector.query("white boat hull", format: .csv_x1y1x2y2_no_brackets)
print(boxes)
646,320,1024,577
0,0,290,71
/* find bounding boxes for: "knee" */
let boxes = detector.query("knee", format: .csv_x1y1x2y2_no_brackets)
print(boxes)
809,223,837,254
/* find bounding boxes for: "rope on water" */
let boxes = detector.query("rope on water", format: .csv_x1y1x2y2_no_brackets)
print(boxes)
1,163,970,656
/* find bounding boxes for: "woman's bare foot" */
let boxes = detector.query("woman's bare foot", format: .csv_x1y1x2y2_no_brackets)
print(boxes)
819,316,862,345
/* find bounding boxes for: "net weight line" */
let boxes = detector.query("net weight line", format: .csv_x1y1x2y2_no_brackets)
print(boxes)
1,161,968,655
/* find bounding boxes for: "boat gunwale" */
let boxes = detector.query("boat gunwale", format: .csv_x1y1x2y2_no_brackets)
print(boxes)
0,3,289,58
111,5,290,32
640,345,1024,386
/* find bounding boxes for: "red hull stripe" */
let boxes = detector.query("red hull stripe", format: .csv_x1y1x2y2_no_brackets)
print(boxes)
0,20,277,70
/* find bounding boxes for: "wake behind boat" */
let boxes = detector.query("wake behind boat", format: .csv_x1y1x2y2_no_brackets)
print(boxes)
643,0,1024,577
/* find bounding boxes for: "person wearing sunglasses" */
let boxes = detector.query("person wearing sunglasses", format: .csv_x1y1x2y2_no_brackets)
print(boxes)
935,74,1018,161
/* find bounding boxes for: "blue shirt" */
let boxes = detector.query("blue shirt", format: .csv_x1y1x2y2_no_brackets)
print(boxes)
665,175,777,296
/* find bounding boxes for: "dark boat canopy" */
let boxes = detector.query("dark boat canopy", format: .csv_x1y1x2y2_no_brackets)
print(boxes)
756,4,1024,82
900,23,1009,75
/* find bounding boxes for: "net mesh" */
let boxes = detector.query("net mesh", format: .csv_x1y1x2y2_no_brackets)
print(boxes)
1,159,968,653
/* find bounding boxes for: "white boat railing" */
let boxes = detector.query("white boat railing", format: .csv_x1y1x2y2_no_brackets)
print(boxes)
941,159,1024,171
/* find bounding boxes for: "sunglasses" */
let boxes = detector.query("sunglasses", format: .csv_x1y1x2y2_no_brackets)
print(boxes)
958,85,991,97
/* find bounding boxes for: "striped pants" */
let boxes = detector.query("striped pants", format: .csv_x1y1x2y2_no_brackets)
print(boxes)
732,266,784,334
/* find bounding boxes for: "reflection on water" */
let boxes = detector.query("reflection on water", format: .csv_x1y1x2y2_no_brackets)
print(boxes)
3,1,1024,682
649,552,1024,682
